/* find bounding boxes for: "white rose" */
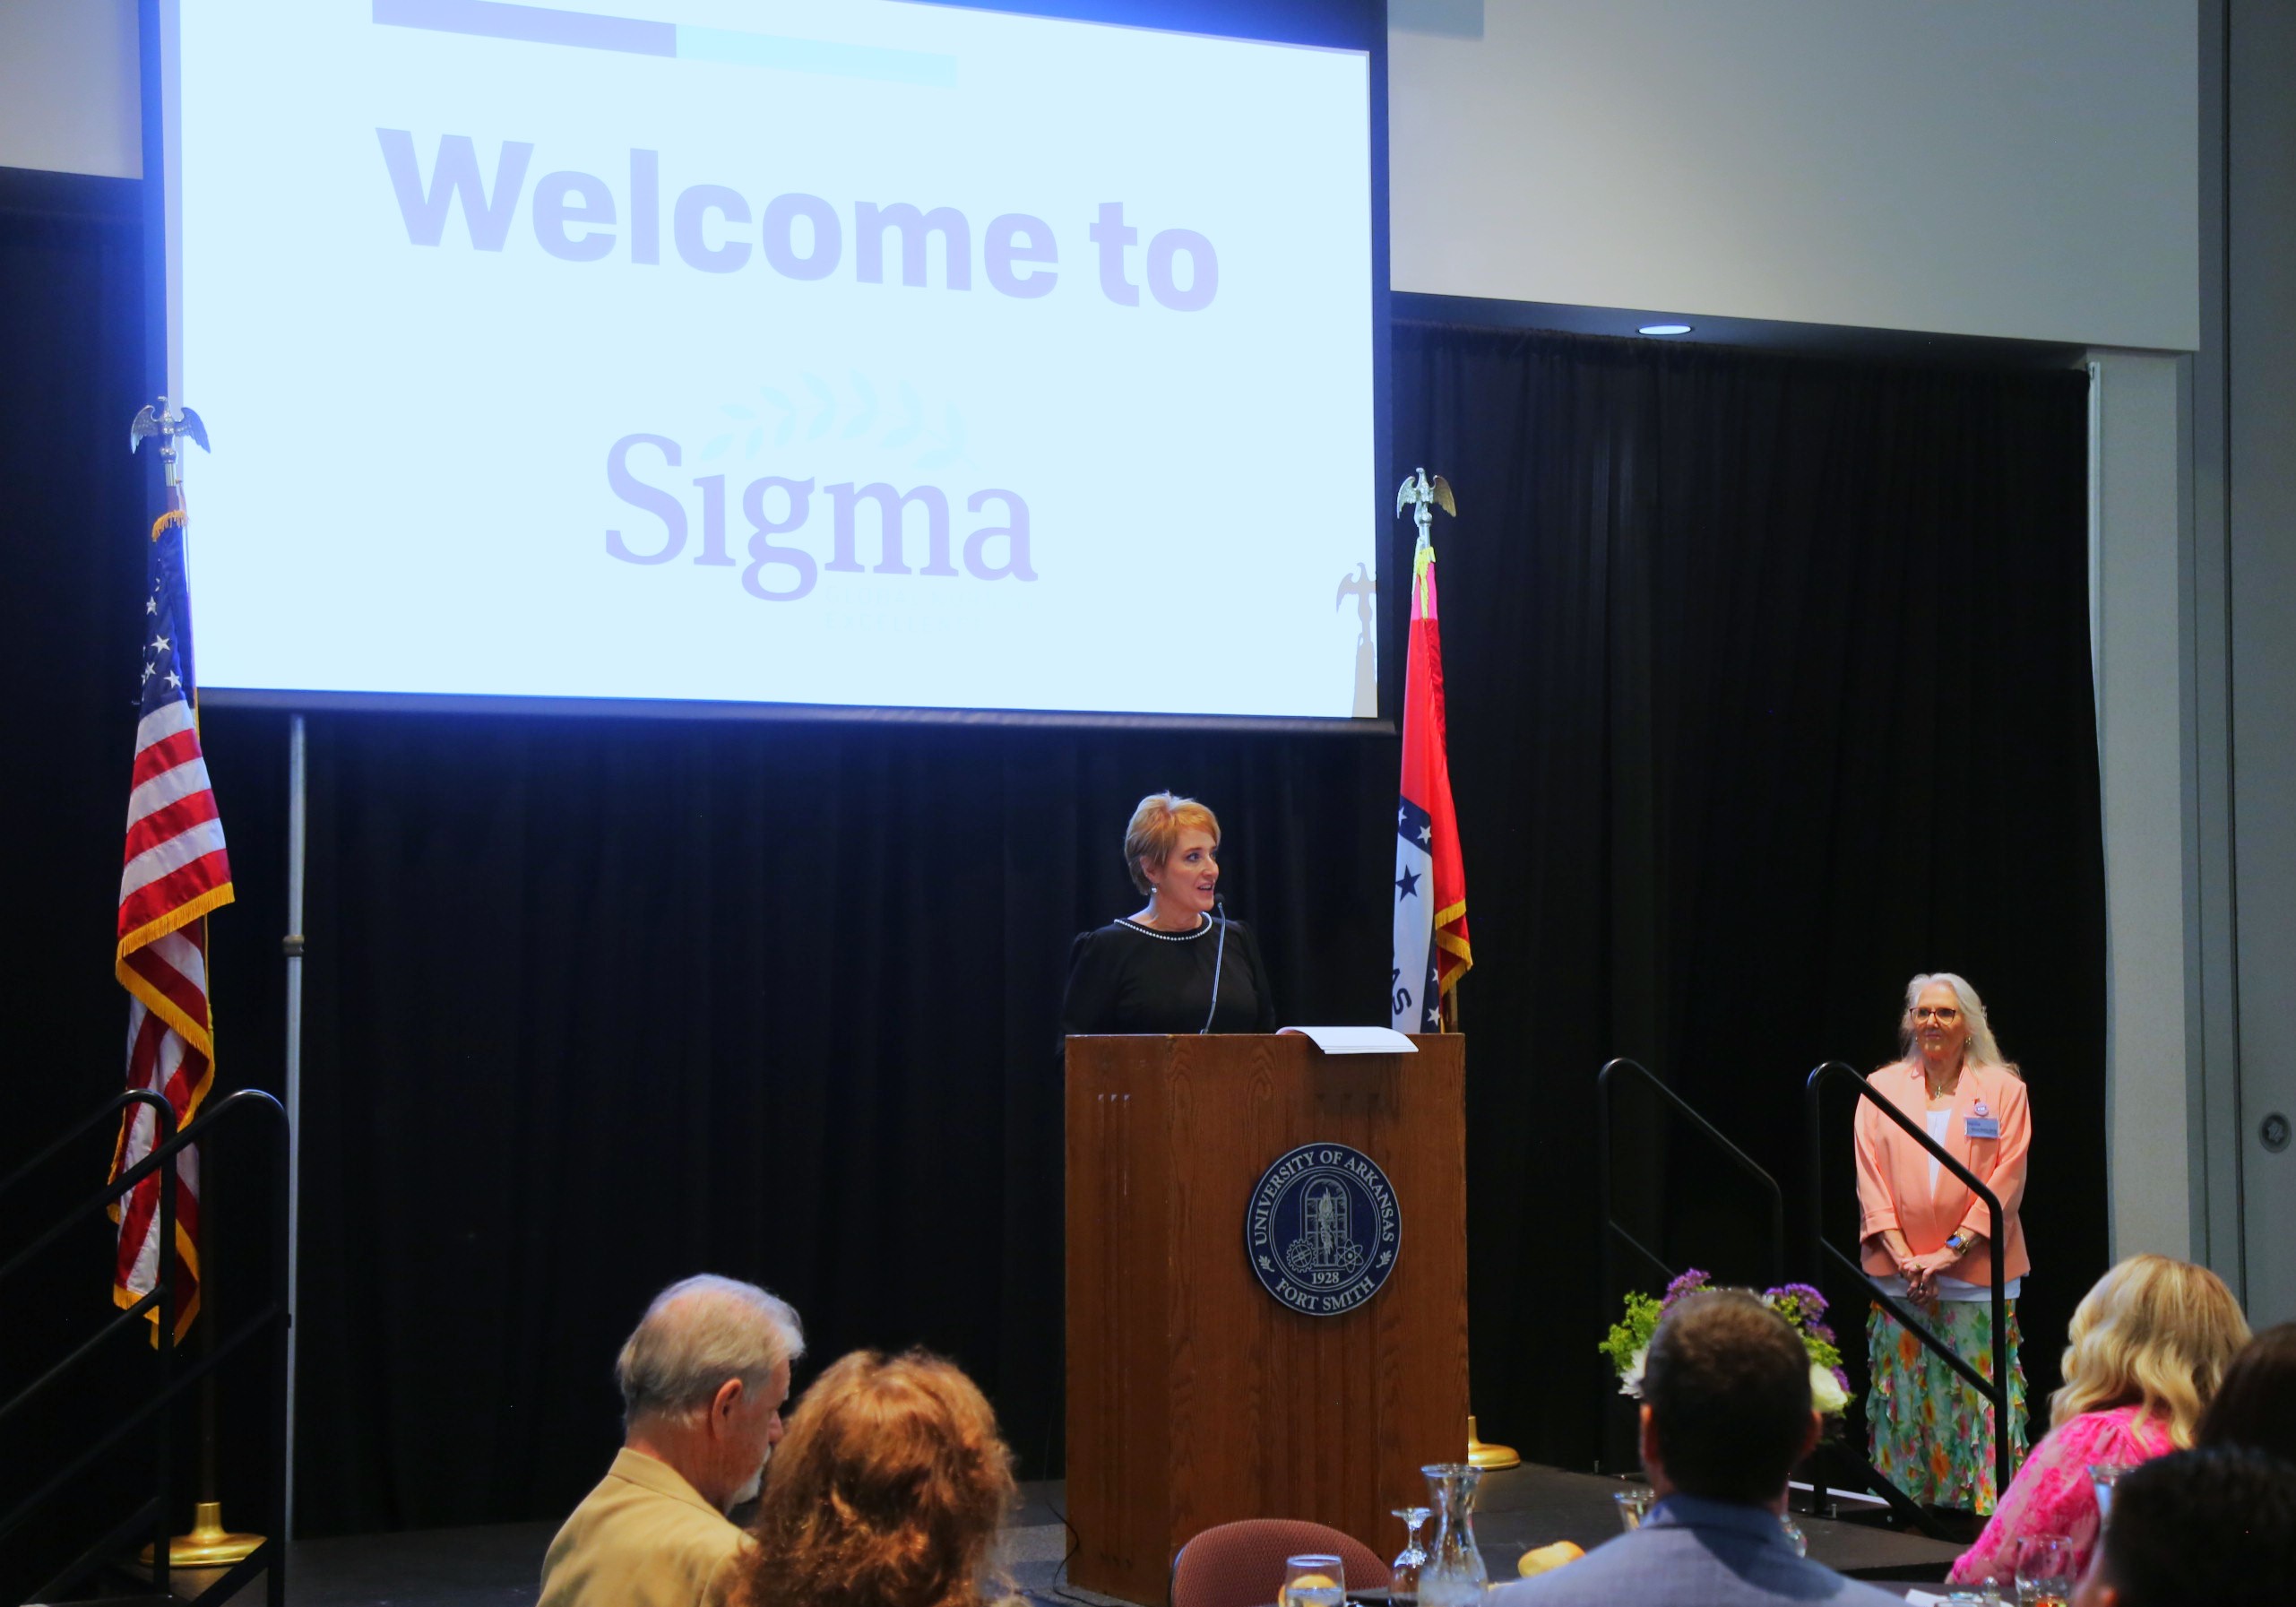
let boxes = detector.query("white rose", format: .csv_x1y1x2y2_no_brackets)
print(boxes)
1809,1361,1849,1415
1618,1344,1649,1398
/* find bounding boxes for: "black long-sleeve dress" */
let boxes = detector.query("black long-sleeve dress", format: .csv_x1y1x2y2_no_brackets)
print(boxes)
1058,915,1278,1041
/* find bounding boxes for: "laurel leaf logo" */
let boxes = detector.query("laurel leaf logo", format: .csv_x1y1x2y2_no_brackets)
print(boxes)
706,376,980,471
845,372,880,438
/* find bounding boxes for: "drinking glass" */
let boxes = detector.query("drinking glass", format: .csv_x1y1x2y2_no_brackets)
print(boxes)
1282,1554,1345,1607
2089,1462,2134,1523
2014,1534,2076,1607
1388,1508,1432,1606
1611,1489,1653,1532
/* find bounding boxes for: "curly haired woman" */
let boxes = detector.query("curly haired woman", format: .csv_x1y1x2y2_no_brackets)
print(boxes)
739,1349,1015,1607
1946,1255,2249,1588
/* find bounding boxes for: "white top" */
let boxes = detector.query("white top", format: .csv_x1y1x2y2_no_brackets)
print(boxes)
1871,1270,2024,1303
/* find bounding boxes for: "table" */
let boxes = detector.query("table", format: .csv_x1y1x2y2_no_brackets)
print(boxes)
1465,1464,1964,1584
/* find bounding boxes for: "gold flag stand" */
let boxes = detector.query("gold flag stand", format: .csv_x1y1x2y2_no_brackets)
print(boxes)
142,1499,263,1567
139,1239,266,1569
1466,1414,1521,1471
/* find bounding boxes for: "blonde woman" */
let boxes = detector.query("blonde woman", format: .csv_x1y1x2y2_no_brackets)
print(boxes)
1946,1256,2249,1587
1855,972,2033,1512
1059,792,1276,1038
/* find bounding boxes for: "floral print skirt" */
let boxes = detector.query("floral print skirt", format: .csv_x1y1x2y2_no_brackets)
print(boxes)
1866,1300,2028,1514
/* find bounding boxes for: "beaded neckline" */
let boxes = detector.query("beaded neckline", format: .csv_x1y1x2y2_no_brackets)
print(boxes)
1118,914,1212,942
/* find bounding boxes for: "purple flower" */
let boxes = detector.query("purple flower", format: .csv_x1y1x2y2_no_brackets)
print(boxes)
1767,1283,1830,1318
1662,1269,1713,1309
1831,1365,1851,1396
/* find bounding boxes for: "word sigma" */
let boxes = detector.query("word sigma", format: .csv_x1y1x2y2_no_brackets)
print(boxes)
605,434,1037,604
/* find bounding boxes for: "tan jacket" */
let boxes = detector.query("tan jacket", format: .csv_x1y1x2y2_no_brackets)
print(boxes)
539,1447,751,1607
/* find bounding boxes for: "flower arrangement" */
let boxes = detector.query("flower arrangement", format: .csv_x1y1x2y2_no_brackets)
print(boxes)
1601,1269,1851,1415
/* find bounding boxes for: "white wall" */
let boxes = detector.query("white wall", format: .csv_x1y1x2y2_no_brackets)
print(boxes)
2089,350,2194,1258
0,1,141,179
1391,0,2199,350
2222,0,2296,1324
9,2,2205,353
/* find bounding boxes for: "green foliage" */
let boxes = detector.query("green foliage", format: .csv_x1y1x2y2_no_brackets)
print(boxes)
1601,1279,1843,1392
1599,1291,1662,1374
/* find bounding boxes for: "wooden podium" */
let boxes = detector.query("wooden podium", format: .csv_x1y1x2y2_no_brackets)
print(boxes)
1064,1033,1469,1603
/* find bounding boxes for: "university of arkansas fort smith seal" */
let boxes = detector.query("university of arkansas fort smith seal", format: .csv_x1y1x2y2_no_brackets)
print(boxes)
1244,1141,1401,1316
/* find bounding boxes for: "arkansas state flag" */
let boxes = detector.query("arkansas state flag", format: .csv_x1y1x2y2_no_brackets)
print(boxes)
1391,532,1472,1032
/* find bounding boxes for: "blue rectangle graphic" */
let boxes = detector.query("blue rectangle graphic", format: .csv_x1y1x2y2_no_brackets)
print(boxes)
373,0,674,56
373,0,956,85
676,25,956,86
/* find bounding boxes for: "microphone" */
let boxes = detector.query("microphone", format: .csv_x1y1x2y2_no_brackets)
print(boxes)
1201,895,1230,1034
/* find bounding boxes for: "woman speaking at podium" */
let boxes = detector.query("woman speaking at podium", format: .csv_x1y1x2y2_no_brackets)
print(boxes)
1060,792,1277,1038
1855,972,2033,1516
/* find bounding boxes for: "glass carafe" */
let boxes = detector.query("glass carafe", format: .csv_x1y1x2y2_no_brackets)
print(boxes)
1416,1463,1486,1607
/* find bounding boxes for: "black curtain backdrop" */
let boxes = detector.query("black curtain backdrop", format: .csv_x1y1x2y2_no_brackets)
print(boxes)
2,169,191,1592
7,175,2104,1551
1390,324,2106,1477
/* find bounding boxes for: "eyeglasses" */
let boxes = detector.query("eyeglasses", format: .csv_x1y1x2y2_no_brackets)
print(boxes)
1912,1007,1962,1023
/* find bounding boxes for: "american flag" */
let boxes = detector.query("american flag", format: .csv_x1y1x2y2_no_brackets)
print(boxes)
108,504,234,1339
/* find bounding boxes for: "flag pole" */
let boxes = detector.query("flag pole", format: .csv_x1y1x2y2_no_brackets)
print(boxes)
126,397,264,1568
282,713,306,1537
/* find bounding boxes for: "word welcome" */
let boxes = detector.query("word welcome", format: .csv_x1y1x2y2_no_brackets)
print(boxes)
606,434,1036,604
380,133,1219,309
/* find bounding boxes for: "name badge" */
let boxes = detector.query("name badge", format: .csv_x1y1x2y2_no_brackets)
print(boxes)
1964,1116,2001,1141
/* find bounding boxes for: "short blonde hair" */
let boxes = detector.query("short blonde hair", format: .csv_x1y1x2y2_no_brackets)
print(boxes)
1123,792,1220,894
2052,1255,2251,1446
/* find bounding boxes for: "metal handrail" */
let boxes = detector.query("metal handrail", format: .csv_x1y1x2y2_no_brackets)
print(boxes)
1805,1059,2013,1507
0,1097,198,1285
0,1087,289,1605
1597,1057,1787,1293
27,1498,160,1607
0,1090,178,1426
0,1087,174,1201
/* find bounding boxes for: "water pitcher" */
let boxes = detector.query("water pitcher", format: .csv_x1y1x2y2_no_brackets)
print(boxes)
1416,1463,1486,1607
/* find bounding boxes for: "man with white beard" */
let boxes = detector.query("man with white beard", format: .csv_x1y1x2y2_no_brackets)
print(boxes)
540,1274,805,1607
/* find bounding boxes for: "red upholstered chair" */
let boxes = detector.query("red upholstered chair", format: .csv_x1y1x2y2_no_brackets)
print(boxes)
1170,1519,1393,1607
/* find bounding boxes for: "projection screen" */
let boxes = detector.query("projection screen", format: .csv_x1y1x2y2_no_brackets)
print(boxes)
168,0,1382,723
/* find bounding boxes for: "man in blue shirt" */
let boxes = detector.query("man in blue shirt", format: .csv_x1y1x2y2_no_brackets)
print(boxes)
1489,1292,1899,1607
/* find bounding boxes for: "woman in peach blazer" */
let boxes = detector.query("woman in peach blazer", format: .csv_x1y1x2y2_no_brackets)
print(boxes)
1853,972,2033,1515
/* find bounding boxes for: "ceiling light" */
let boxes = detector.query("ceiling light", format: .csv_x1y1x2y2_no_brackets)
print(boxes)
1638,324,1694,336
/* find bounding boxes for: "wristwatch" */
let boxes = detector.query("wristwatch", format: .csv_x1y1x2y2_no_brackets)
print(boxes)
1945,1231,1971,1257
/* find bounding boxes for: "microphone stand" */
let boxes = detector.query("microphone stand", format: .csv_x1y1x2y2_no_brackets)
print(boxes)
1200,897,1229,1033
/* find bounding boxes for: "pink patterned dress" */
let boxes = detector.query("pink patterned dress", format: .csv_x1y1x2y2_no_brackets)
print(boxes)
1946,1404,2176,1585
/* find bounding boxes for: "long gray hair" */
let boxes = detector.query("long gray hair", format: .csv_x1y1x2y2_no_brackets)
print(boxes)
1897,972,2020,1077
